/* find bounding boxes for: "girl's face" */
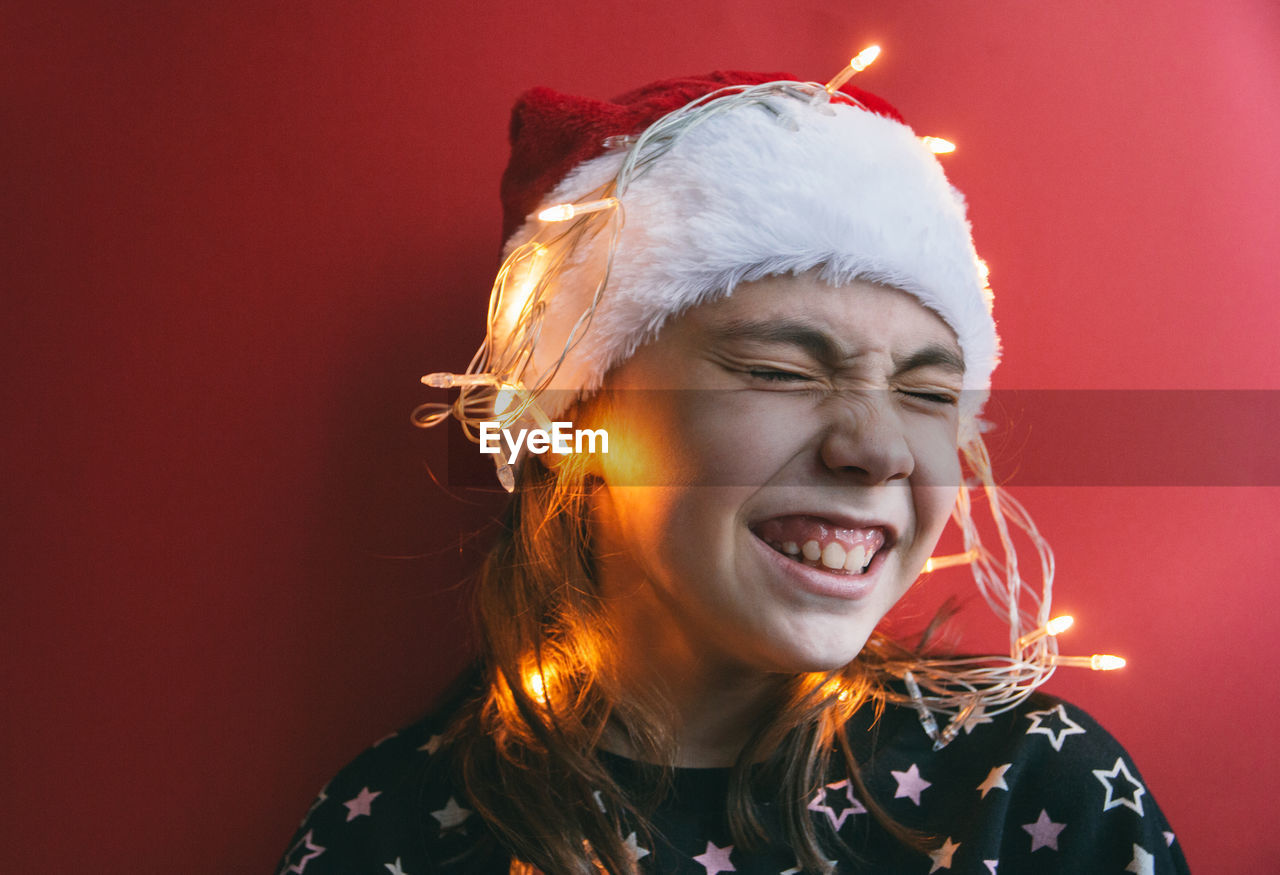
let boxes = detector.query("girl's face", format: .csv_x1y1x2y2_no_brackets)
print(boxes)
584,273,963,675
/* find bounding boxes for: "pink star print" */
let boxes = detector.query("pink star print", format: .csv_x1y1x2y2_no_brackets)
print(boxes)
692,840,736,874
343,786,381,821
1022,809,1067,852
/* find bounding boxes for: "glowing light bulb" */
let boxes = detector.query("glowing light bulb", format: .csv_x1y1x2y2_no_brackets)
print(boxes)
1047,615,1075,636
493,385,516,417
524,670,547,703
493,243,548,338
422,372,454,388
1017,614,1075,649
820,678,851,702
851,45,881,72
825,45,882,93
522,660,561,704
496,463,515,493
923,548,980,573
921,136,956,154
537,204,575,222
537,197,620,223
1052,654,1127,671
1093,654,1127,671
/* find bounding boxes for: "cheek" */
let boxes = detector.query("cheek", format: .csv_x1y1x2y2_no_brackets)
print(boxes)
600,389,803,488
667,391,812,487
907,427,963,544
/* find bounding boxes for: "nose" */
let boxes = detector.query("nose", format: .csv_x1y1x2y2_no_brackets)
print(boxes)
819,393,915,484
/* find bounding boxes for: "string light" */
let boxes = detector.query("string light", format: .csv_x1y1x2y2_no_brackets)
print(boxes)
920,136,955,154
537,197,621,223
825,45,881,93
923,548,980,573
903,671,941,742
524,669,548,703
820,677,852,702
416,54,1129,735
522,658,565,706
493,385,517,417
1016,614,1075,649
887,437,1127,747
493,243,548,339
1053,654,1127,671
421,372,495,389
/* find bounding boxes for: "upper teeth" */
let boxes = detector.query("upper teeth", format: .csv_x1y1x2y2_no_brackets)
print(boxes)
846,544,868,571
795,539,872,573
821,541,845,569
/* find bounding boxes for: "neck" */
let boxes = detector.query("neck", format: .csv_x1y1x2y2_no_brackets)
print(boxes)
597,569,786,768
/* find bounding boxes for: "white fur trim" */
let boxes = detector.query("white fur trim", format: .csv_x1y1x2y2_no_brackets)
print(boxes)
503,96,999,434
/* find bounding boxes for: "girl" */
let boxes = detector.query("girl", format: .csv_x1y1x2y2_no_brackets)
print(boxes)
279,59,1189,874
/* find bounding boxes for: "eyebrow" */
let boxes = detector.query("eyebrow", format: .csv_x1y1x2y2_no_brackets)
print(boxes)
708,319,843,364
892,344,966,377
707,318,966,376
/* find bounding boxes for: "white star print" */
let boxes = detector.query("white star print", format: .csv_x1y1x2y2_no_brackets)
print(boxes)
928,836,960,872
279,829,324,873
1125,843,1155,875
1024,704,1086,752
806,778,867,829
977,763,1011,798
891,762,932,806
983,860,999,874
384,857,410,875
1021,809,1067,852
431,796,472,831
1092,757,1146,816
692,840,735,874
343,786,381,821
1163,831,1176,847
622,831,650,861
962,702,995,734
417,734,442,754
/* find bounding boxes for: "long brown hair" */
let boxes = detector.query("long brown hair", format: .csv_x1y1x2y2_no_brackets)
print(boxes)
444,451,923,874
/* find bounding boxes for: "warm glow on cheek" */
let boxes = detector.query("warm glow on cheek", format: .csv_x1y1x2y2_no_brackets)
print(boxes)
588,391,678,488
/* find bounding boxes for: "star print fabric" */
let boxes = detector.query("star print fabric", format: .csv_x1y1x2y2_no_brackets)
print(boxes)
277,690,1190,874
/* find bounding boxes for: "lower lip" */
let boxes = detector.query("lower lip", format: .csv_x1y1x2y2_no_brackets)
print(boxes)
749,533,886,601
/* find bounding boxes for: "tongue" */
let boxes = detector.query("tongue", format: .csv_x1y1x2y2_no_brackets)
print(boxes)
755,516,885,554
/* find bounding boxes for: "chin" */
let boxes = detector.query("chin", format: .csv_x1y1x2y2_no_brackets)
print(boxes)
757,627,875,675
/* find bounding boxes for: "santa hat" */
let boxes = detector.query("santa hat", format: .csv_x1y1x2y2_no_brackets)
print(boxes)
431,69,999,448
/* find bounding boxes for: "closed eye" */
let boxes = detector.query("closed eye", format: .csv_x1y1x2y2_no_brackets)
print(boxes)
899,389,959,405
747,369,811,383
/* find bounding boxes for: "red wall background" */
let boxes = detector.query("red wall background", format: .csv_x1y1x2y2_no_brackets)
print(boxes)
5,1,1277,871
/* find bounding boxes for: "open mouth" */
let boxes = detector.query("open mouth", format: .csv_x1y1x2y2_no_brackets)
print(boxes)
751,515,888,576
